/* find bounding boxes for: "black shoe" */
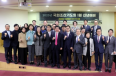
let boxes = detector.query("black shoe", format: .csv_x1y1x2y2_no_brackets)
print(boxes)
36,63,40,66
68,66,71,69
105,69,108,72
99,69,102,72
44,64,47,67
14,61,17,64
6,60,10,64
95,68,98,71
63,65,66,68
73,67,78,70
109,70,111,73
9,60,13,62
84,68,87,70
30,62,32,65
79,68,82,71
57,65,60,68
18,60,21,63
32,62,34,64
51,64,55,67
88,68,91,71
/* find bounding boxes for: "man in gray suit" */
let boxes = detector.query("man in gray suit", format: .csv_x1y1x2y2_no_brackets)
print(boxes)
105,29,116,73
73,29,85,71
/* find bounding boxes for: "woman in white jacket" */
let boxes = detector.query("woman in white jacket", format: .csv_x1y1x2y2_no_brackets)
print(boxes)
83,31,94,70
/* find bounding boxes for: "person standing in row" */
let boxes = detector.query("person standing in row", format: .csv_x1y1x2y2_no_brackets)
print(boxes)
1,24,13,64
24,23,29,32
41,25,46,34
51,26,63,68
71,21,79,36
32,20,37,31
43,25,52,67
81,19,91,34
91,20,101,38
63,20,68,26
26,24,35,65
93,28,105,72
34,26,43,66
11,24,21,64
55,20,61,30
73,29,85,71
83,31,94,70
105,29,116,73
18,27,27,65
43,20,48,30
63,25,74,69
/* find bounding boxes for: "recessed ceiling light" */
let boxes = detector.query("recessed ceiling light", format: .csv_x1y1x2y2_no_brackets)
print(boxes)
68,9,71,11
69,5,73,7
30,10,33,12
1,0,7,2
87,10,90,11
46,5,49,7
106,10,109,11
115,6,116,7
94,0,99,1
48,0,52,1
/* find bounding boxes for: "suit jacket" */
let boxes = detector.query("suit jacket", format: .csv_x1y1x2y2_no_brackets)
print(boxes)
1,30,12,47
105,36,116,54
64,32,74,50
74,35,85,54
91,25,101,38
81,25,91,33
93,35,105,53
33,25,37,31
51,32,63,50
11,30,21,47
83,38,94,56
18,32,27,48
43,31,52,48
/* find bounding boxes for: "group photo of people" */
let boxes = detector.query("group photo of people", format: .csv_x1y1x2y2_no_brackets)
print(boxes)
2,19,116,73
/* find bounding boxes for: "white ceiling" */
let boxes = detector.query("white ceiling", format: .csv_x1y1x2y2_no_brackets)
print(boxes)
0,0,116,12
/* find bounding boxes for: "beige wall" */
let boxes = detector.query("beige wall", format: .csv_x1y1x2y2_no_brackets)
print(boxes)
0,9,28,32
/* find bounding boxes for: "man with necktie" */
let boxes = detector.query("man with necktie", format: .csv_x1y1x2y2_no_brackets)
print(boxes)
105,29,116,73
81,28,85,38
43,25,52,67
93,28,106,72
51,26,63,68
80,19,91,34
73,29,85,71
32,20,37,31
91,20,101,38
63,25,74,69
11,24,21,64
1,24,13,64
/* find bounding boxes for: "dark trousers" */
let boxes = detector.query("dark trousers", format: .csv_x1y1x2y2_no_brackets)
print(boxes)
44,45,52,64
74,51,82,69
20,48,27,64
105,53,114,70
83,55,91,68
64,48,72,66
4,46,12,61
95,52,103,70
52,45,60,66
12,46,20,62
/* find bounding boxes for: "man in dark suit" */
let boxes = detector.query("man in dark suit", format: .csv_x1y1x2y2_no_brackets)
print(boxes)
1,24,13,64
32,20,38,31
91,20,101,38
105,29,116,73
60,24,66,64
11,24,21,64
93,28,105,72
73,29,85,71
43,25,52,67
51,26,63,68
81,28,86,38
55,20,61,30
63,25,74,69
43,20,48,30
80,19,91,33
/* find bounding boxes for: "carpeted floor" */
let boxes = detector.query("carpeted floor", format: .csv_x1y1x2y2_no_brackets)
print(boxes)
0,53,116,76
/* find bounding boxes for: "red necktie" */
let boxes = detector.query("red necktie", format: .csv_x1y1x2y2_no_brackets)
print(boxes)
55,33,58,45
